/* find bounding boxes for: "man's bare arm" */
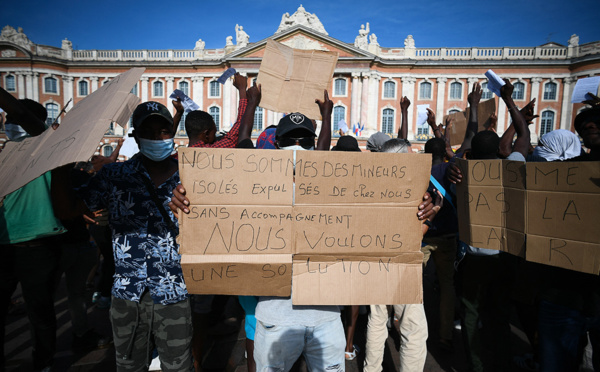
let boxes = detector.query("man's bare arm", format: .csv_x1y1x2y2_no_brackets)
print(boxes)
316,90,333,151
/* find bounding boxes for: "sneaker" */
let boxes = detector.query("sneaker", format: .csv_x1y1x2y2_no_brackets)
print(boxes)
96,296,111,309
92,292,101,303
72,329,112,352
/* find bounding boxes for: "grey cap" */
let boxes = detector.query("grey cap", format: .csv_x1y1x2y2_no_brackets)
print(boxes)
366,132,390,152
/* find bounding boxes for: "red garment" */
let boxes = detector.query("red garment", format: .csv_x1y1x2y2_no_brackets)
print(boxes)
189,99,248,149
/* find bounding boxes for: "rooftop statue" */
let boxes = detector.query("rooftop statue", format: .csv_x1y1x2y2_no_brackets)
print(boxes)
276,5,328,35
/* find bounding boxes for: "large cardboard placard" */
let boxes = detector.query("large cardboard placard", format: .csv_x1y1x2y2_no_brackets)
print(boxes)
445,98,496,146
0,68,143,199
456,158,526,256
178,147,432,304
526,162,600,274
256,40,339,120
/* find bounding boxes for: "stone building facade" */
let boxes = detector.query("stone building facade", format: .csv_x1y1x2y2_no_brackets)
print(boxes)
1,6,599,155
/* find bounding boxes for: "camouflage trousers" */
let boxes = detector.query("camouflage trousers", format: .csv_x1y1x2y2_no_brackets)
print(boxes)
110,292,193,372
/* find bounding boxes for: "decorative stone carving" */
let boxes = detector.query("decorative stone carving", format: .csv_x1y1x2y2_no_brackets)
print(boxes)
226,36,234,46
276,5,328,35
61,38,72,50
235,24,249,48
369,34,379,46
0,26,32,49
531,77,543,84
404,35,415,48
467,77,479,85
354,23,370,50
401,76,416,84
568,34,579,47
1,49,16,57
563,76,576,84
194,38,205,50
436,77,447,84
280,35,327,51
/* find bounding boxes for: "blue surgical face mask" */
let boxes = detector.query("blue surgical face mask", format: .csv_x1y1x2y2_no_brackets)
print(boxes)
281,145,314,151
138,138,174,161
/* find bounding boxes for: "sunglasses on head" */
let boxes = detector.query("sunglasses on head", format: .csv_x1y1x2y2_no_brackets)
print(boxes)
277,137,315,149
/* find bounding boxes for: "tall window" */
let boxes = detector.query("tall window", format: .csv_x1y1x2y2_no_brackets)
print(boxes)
179,81,189,96
383,81,396,99
46,103,59,126
209,106,220,131
419,81,432,100
178,112,188,136
449,82,462,99
45,77,57,94
543,82,557,100
131,83,138,96
78,80,88,96
153,81,163,97
512,82,525,100
382,108,394,134
103,145,114,157
333,106,346,132
5,75,16,92
540,111,554,136
481,82,493,99
253,107,263,132
209,81,220,97
334,78,346,96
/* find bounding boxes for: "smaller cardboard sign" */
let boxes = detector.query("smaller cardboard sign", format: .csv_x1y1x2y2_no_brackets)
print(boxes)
178,148,294,206
446,98,496,146
292,254,423,305
180,206,293,255
526,235,600,275
257,39,339,120
181,254,292,296
294,151,432,206
293,206,422,255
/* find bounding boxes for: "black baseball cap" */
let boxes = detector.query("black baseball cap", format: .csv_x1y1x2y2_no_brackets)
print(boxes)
275,113,316,139
131,101,173,130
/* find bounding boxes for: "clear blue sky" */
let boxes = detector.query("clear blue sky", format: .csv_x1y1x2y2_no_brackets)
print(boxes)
2,0,599,51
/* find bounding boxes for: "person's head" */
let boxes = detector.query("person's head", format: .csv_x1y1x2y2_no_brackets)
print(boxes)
424,138,446,160
257,127,277,149
533,129,582,161
131,101,174,162
331,135,361,152
185,110,217,144
381,138,410,154
5,98,47,141
574,106,600,150
275,113,316,151
366,132,390,152
470,131,500,160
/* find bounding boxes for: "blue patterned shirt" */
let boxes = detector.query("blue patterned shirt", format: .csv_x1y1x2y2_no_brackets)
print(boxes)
78,154,188,305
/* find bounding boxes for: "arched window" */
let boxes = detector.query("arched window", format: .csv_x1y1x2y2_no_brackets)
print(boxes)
449,82,462,99
512,82,525,100
383,81,396,99
5,75,16,92
103,145,114,157
153,81,163,97
382,108,394,134
543,82,557,100
334,78,346,96
540,111,555,136
177,112,188,137
179,81,189,96
419,81,432,100
44,77,58,94
209,106,220,131
333,106,346,133
481,82,493,99
209,81,220,97
253,107,263,132
78,80,88,96
45,103,59,126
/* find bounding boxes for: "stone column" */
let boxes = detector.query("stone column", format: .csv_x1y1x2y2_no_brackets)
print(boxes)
165,77,174,112
192,77,204,110
350,73,361,127
223,77,232,129
529,77,542,141
497,97,507,134
32,72,39,102
90,76,99,93
63,76,73,109
467,77,479,92
360,74,370,132
140,77,148,103
23,72,33,99
367,73,381,135
435,77,447,126
16,73,25,99
560,77,576,130
401,77,416,139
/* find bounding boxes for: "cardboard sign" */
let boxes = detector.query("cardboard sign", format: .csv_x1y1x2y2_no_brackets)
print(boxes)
256,39,339,120
178,148,433,304
446,98,496,146
292,254,423,305
0,68,144,199
526,162,600,274
456,158,526,256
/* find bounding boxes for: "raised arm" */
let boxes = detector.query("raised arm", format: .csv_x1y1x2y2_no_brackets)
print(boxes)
443,116,455,160
398,96,410,140
500,79,530,158
0,87,46,136
458,82,482,153
171,98,184,134
315,90,333,151
426,108,441,139
237,82,261,145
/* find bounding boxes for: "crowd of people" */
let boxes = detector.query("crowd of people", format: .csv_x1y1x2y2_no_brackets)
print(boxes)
0,71,599,372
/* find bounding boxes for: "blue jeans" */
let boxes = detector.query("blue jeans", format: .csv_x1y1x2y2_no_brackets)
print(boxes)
254,318,345,371
538,300,600,372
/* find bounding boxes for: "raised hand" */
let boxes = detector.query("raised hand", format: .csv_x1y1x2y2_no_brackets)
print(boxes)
468,82,482,107
400,96,411,112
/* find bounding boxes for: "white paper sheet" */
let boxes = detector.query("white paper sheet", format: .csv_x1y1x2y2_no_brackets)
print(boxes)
484,69,505,97
169,89,200,113
571,76,600,103
416,104,430,127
